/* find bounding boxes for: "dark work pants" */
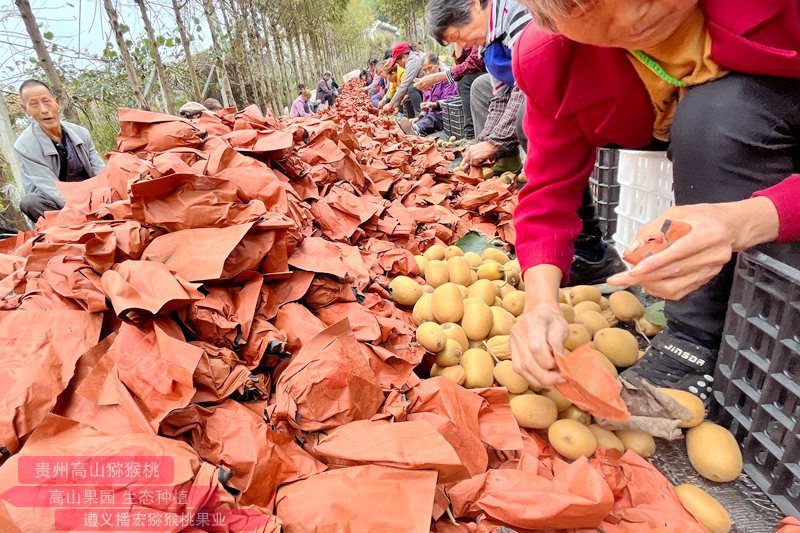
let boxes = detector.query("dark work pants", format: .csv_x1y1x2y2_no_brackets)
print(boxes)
458,72,482,139
402,87,423,118
20,192,60,222
415,113,444,136
666,73,800,349
514,88,606,258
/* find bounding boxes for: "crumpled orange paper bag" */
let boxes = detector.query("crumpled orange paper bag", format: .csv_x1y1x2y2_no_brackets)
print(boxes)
0,414,279,532
555,345,630,422
309,418,468,483
447,456,615,530
160,399,326,512
276,464,438,533
116,108,204,153
271,319,384,431
0,310,102,457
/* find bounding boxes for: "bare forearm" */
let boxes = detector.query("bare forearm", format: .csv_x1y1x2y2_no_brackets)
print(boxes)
730,197,780,250
523,264,563,308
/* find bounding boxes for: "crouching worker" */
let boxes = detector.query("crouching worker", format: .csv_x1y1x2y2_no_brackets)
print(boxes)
13,80,105,222
290,89,315,117
509,0,800,400
411,53,459,136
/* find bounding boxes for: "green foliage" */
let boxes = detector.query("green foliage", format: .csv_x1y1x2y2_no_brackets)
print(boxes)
455,231,508,255
644,301,667,327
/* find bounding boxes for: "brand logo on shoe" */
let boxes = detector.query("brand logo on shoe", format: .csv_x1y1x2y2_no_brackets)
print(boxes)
663,344,705,367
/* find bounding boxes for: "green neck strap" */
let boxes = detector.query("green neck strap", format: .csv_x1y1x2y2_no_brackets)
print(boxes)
632,49,687,87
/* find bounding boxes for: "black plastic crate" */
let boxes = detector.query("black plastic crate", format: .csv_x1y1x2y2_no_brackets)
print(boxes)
710,251,800,518
589,148,620,240
440,97,466,140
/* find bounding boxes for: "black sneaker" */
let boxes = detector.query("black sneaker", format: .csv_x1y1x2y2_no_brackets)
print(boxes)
620,331,717,402
567,242,627,286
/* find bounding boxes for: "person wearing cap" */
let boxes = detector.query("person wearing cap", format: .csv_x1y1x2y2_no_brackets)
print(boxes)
179,101,208,119
317,71,336,107
381,42,427,118
203,98,223,112
13,79,105,222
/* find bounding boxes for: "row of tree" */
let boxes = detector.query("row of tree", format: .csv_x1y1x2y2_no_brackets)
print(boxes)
11,0,430,125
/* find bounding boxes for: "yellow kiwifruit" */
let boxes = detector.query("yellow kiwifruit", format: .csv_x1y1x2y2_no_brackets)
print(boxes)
576,310,611,338
441,364,466,385
432,283,464,323
510,394,558,429
548,419,598,460
558,405,592,426
489,306,516,337
412,293,434,326
567,285,602,305
686,422,742,482
441,322,469,352
464,251,483,268
541,387,572,412
636,317,663,337
447,256,473,287
481,248,510,265
573,300,603,316
468,279,501,306
416,322,447,353
560,303,576,323
444,245,464,259
593,328,640,367
389,275,423,307
658,388,705,428
424,260,449,288
493,360,530,394
615,430,656,458
588,424,625,453
477,261,505,281
563,323,592,351
423,244,446,261
435,338,464,367
673,485,732,533
502,290,526,317
485,335,511,360
460,348,495,388
461,300,494,341
609,291,645,322
414,255,427,276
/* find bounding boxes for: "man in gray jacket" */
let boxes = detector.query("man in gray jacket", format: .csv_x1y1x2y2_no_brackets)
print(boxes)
13,80,105,222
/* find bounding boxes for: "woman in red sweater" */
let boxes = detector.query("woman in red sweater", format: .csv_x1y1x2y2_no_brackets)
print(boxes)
509,0,800,398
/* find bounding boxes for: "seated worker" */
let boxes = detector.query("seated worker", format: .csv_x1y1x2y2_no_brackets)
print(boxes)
290,89,315,117
415,44,486,138
509,0,800,400
382,42,426,118
179,101,208,119
297,84,320,114
427,0,625,286
378,63,405,110
364,60,388,107
203,98,223,111
411,53,459,136
316,71,337,107
13,79,105,222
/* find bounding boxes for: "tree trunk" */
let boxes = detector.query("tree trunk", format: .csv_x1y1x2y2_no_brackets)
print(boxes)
201,0,235,107
15,0,82,123
253,11,279,113
267,20,290,111
102,0,149,110
171,0,202,101
240,0,269,111
218,0,249,104
134,0,176,114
